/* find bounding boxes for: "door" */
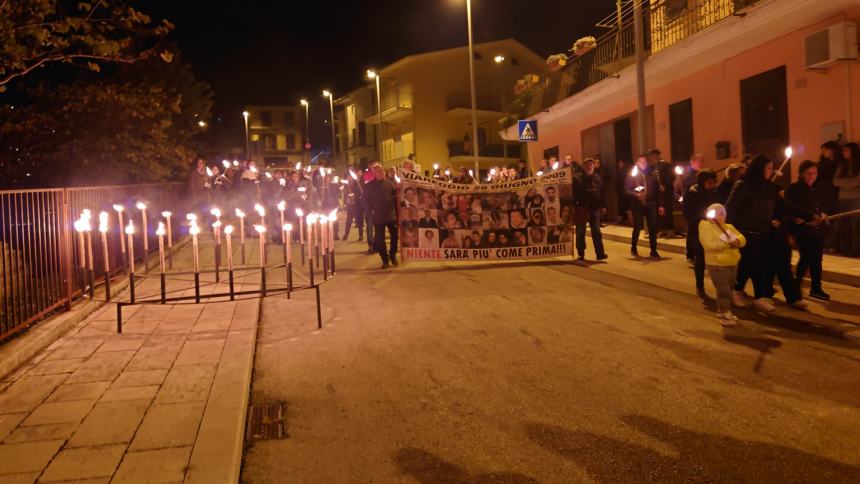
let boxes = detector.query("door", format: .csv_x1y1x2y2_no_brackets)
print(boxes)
613,117,633,164
740,66,789,185
669,98,694,162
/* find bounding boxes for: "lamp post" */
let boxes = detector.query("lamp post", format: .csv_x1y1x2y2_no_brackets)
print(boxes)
98,211,111,300
366,69,382,162
161,211,173,268
243,110,251,163
300,99,310,165
323,90,337,164
135,202,148,272
112,204,126,268
461,0,481,178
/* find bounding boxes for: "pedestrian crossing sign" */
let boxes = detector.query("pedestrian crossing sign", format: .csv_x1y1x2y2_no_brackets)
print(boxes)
518,120,538,142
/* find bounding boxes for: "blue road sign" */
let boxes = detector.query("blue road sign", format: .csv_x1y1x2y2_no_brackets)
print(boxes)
518,120,538,142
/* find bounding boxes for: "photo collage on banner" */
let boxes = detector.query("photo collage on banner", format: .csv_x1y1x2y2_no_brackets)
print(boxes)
398,169,574,261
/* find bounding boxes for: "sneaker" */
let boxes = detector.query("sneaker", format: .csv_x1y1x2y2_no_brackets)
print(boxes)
381,261,389,270
630,248,639,257
789,300,809,310
390,255,399,266
753,298,775,312
596,253,608,261
577,254,585,261
732,291,752,308
718,312,739,326
808,289,831,301
649,251,661,259
696,286,706,297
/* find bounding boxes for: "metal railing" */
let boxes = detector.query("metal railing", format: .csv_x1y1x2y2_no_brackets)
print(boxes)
505,0,761,119
1,183,185,341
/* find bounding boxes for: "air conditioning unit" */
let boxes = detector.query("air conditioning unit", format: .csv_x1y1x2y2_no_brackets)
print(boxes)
804,21,858,70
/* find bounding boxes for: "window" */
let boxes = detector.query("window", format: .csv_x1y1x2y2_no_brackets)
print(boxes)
543,146,560,160
263,134,276,151
665,0,687,21
276,134,286,151
261,111,272,127
669,98,694,162
284,111,295,127
358,121,367,146
286,133,296,150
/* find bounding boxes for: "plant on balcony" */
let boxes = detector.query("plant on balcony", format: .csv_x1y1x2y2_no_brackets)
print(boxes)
570,36,597,56
546,53,568,72
513,74,540,95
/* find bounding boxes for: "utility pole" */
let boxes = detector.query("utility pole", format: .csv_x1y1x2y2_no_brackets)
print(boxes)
465,0,481,178
633,0,648,154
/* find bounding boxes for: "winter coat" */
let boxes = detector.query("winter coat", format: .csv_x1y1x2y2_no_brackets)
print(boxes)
698,220,746,267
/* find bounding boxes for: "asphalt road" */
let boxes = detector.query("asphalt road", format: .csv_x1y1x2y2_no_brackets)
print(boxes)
241,234,860,483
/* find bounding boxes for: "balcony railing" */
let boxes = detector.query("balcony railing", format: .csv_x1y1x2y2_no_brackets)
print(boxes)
504,0,760,120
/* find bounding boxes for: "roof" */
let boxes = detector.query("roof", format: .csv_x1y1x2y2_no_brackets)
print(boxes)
378,38,546,76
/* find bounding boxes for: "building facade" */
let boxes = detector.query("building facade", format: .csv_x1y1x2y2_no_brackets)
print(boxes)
244,105,305,167
337,39,547,174
502,0,859,187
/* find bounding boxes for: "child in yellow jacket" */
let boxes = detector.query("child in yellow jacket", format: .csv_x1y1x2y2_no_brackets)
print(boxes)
699,203,746,324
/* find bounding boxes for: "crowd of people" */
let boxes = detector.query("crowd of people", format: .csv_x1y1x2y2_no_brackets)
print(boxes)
189,139,859,323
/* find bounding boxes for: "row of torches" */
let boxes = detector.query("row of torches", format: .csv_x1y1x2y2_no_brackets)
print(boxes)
73,200,338,303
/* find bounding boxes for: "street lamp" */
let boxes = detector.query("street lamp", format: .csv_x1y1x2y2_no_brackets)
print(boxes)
366,69,382,163
494,55,505,64
242,110,250,163
323,90,337,164
300,99,310,164
453,0,481,179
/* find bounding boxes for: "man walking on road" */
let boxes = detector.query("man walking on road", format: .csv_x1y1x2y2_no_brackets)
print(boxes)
365,163,399,269
573,158,608,261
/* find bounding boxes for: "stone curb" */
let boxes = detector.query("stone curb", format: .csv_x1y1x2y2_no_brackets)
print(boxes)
0,238,191,382
592,229,860,287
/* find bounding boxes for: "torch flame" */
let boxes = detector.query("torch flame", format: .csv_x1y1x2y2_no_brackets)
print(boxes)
552,162,559,170
328,209,338,220
306,213,319,224
279,178,286,187
298,187,307,193
235,208,245,217
295,208,304,217
189,222,200,235
265,172,273,179
349,170,358,180
112,204,124,212
283,223,292,232
296,162,302,170
210,208,221,218
206,167,213,177
394,174,401,184
490,168,497,176
161,211,172,218
444,169,451,176
469,169,474,176
631,166,639,177
222,160,230,169
224,225,234,235
536,171,544,177
254,204,265,216
254,224,266,234
74,219,85,233
81,209,92,221
135,202,147,210
186,213,198,222
319,215,329,224
674,165,684,176
125,221,135,235
433,163,439,170
233,160,239,167
277,201,286,211
156,222,166,236
212,221,221,229
784,146,793,158
98,211,109,233
706,209,717,220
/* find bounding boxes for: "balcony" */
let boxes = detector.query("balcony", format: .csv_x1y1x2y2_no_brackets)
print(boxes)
447,140,522,160
445,93,503,117
504,0,761,120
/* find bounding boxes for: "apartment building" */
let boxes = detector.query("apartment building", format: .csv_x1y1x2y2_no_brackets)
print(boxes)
337,39,547,174
244,105,305,167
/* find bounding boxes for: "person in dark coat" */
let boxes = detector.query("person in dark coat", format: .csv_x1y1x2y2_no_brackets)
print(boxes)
573,158,607,261
625,156,665,258
682,169,718,295
648,148,677,238
726,155,812,311
342,172,365,241
364,163,399,268
786,160,833,300
715,163,746,203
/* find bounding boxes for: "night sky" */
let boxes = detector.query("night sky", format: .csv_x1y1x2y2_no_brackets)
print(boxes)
138,0,609,154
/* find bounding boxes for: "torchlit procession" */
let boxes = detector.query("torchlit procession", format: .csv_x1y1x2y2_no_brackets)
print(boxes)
2,0,860,482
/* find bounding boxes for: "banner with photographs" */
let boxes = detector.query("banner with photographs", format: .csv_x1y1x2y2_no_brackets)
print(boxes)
398,169,574,261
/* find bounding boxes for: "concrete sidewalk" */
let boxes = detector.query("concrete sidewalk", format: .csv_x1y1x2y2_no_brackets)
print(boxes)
595,223,860,287
0,235,260,483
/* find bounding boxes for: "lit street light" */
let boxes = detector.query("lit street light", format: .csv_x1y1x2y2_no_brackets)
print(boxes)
494,54,505,64
242,110,250,163
323,90,337,164
300,99,310,164
366,69,382,163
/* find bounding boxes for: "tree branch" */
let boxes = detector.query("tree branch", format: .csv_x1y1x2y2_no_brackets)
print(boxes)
0,51,154,87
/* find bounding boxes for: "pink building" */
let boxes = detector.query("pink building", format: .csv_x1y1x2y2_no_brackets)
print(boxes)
503,0,859,192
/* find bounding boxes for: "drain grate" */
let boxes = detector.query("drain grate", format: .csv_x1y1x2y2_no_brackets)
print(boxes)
246,402,288,441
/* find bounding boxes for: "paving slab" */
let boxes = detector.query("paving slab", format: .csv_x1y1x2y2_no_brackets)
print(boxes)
112,446,192,483
44,382,110,403
0,413,27,441
20,399,96,427
112,369,168,388
155,363,216,404
40,444,125,481
66,399,150,448
3,422,78,443
27,357,86,376
99,385,158,403
0,439,64,475
0,375,67,414
64,350,135,384
129,402,205,450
